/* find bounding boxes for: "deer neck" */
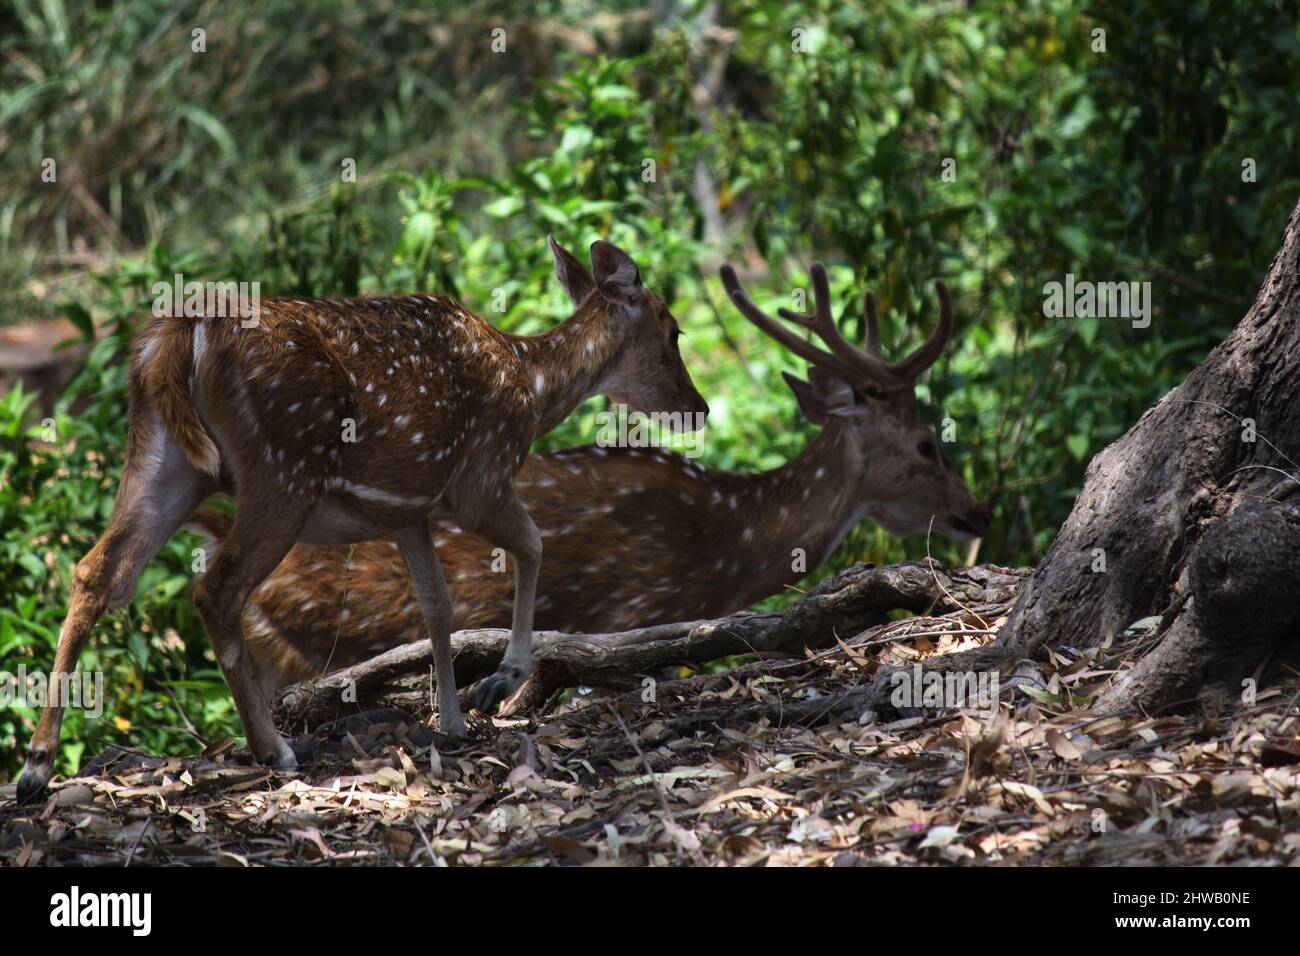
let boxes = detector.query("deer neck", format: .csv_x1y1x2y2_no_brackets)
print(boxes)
728,425,866,586
511,300,621,437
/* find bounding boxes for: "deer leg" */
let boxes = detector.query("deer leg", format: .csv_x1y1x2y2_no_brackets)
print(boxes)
17,424,211,802
395,519,465,738
462,493,542,714
192,496,312,770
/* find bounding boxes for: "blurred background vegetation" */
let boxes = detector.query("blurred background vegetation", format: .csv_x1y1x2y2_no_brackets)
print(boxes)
2,0,1299,779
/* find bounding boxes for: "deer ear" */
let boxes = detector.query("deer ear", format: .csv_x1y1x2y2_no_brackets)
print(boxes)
805,367,861,420
590,240,644,307
548,235,595,307
782,371,831,426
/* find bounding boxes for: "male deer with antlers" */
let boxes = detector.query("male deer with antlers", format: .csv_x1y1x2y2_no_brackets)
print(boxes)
16,237,708,801
186,259,987,693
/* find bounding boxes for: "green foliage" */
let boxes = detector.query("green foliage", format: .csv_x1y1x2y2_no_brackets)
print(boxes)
3,0,1299,779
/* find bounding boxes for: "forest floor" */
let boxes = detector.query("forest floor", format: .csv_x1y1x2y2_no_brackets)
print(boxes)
4,571,1300,867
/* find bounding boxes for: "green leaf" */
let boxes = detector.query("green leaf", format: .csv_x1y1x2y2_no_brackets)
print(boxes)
558,125,593,156
594,84,635,101
482,195,523,219
17,552,46,582
176,105,238,162
58,303,95,341
1019,685,1088,707
1077,316,1100,346
128,632,150,669
1056,226,1090,259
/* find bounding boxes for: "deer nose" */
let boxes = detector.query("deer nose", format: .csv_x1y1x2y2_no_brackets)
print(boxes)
949,505,991,538
686,394,709,426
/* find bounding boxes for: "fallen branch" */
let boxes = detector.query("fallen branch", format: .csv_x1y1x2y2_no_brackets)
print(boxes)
274,561,1028,731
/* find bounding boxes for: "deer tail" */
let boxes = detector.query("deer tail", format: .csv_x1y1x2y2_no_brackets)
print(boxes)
134,319,221,478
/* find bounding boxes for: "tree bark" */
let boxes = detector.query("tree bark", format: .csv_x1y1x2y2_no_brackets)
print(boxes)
979,196,1300,714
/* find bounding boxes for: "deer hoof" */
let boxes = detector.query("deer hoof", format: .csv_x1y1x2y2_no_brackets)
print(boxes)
16,751,52,804
474,670,518,714
262,740,298,770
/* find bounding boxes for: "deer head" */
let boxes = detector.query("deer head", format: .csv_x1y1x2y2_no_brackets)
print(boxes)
721,260,989,541
548,237,708,430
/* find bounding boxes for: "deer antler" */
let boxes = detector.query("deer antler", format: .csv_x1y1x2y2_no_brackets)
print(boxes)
719,264,857,380
721,261,954,392
894,279,952,383
863,290,882,357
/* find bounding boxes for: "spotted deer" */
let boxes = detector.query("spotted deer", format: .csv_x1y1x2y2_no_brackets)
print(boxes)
16,237,708,801
185,258,988,694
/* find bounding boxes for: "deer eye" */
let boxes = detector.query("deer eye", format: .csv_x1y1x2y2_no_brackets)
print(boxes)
917,440,937,459
671,328,683,348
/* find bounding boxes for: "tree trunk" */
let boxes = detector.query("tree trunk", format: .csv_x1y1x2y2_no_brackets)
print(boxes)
984,196,1300,714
